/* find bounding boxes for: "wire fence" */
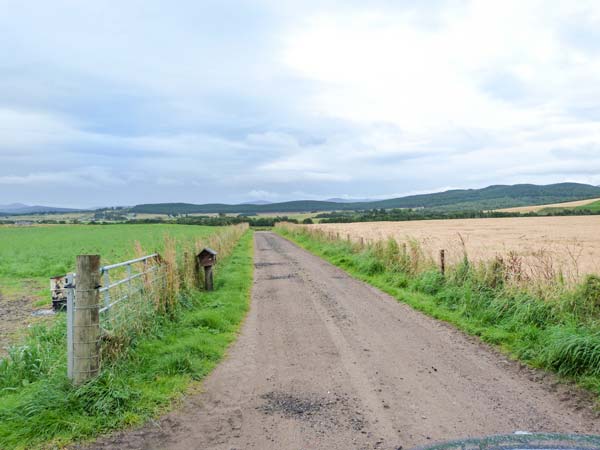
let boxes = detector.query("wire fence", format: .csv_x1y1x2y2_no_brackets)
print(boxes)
62,254,165,382
51,223,249,384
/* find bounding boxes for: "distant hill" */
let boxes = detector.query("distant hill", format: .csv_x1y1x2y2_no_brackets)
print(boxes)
0,203,29,212
241,200,273,205
325,198,375,203
131,183,600,215
0,204,83,214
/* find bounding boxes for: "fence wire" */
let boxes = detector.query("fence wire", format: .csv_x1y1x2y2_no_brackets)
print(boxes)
66,254,165,380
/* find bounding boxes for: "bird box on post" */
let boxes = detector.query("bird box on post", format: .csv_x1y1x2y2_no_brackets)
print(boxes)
197,248,217,291
198,248,217,267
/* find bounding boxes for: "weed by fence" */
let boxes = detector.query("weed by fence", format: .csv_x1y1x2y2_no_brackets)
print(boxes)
61,253,165,383
67,223,249,384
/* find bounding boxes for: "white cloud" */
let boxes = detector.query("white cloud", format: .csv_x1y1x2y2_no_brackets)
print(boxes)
282,1,600,133
1,1,600,206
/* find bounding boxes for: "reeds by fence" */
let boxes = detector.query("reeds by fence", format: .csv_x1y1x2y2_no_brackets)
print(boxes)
100,223,249,361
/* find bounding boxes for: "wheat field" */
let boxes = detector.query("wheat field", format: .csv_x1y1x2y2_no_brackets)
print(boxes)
313,216,600,281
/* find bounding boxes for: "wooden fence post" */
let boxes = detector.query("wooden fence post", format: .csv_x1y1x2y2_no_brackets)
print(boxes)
66,273,75,380
440,249,446,276
73,255,101,385
204,266,214,291
197,248,217,291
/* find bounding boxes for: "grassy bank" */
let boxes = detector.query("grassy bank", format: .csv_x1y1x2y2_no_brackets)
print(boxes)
275,224,600,403
0,230,254,449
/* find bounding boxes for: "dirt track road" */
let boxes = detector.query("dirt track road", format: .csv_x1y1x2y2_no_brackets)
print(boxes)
87,232,600,449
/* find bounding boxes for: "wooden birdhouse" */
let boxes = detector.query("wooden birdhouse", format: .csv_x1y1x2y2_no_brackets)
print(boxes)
196,248,218,291
197,248,217,267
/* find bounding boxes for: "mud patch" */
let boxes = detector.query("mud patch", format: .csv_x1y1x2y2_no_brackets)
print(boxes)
258,391,366,432
265,274,298,281
254,262,284,268
0,292,53,354
0,296,34,353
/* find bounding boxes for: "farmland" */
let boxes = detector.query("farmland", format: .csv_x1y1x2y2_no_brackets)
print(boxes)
312,216,600,281
0,224,222,351
498,197,600,213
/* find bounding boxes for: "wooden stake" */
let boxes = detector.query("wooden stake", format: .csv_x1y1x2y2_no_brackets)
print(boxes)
204,265,214,291
194,254,201,288
440,249,446,275
73,255,100,385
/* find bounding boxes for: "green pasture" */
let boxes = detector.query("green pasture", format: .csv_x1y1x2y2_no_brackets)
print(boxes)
0,224,220,303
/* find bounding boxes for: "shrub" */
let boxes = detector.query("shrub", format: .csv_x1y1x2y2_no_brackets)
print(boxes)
436,286,465,310
577,275,600,313
384,272,410,289
482,257,506,289
450,257,471,286
357,256,386,276
414,270,445,296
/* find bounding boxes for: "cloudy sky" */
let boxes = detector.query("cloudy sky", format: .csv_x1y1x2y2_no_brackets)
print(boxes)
1,0,600,207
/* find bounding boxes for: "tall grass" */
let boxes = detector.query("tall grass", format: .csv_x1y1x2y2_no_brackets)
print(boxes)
0,225,251,449
98,223,248,360
276,222,600,399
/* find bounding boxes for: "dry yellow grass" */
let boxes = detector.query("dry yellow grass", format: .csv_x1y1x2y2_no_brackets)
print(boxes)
313,216,600,281
497,198,600,213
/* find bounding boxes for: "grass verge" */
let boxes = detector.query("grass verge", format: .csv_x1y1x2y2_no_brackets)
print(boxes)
0,230,254,449
275,226,600,404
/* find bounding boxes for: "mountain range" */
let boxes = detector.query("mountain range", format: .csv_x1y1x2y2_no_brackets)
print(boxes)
0,203,82,215
4,183,600,217
131,183,600,215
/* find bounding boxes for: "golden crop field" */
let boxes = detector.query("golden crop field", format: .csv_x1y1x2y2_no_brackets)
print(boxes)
313,216,600,281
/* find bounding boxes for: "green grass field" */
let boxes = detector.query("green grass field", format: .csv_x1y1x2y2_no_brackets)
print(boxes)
576,200,600,212
537,199,600,215
0,224,222,303
0,229,253,449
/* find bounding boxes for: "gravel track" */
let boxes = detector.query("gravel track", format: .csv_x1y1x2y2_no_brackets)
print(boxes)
84,232,600,449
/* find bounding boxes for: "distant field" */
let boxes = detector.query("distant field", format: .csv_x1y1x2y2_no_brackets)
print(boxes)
255,211,320,221
574,199,600,212
497,197,600,213
3,211,95,222
313,216,600,280
0,224,220,350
